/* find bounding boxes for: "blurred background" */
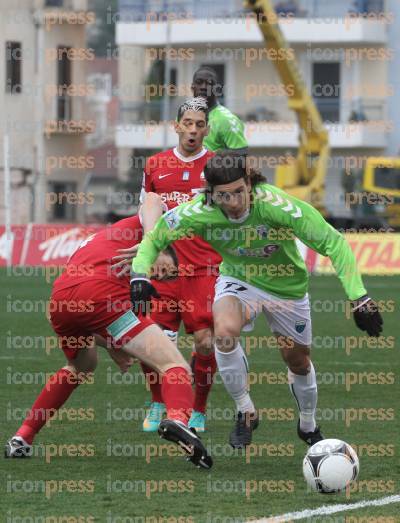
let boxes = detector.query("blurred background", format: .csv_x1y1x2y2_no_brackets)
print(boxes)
0,0,399,267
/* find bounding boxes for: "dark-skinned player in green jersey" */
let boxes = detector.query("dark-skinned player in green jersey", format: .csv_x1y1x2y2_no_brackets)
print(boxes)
191,66,248,153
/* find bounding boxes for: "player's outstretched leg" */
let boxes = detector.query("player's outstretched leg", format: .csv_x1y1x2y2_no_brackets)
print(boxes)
5,346,97,458
189,328,217,433
281,340,324,445
120,325,213,468
213,296,258,449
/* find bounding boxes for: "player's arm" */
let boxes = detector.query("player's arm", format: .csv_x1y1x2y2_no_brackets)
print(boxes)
111,192,165,277
140,191,166,233
130,204,201,314
262,188,383,336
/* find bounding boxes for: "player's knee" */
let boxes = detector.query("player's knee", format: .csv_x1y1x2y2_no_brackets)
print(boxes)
214,317,241,339
214,320,240,352
286,354,310,375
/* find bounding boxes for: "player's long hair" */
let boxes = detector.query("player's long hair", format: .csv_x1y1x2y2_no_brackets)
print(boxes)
203,150,266,205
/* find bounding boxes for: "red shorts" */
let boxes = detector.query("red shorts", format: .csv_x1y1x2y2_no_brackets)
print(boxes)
151,274,217,334
49,280,153,360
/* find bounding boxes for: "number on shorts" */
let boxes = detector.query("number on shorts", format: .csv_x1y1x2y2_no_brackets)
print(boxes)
223,282,247,293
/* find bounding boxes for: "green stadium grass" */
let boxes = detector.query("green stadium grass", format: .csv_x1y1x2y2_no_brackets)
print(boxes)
1,269,398,521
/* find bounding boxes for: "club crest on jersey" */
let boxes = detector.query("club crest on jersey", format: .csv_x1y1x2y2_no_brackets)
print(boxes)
182,171,190,181
164,209,181,229
256,225,268,238
295,320,307,334
200,171,205,179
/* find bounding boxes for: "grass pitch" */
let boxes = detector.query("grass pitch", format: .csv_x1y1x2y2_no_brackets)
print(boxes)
1,269,399,522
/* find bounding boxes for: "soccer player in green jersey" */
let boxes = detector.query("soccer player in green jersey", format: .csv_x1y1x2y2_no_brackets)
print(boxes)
130,152,383,449
191,67,248,152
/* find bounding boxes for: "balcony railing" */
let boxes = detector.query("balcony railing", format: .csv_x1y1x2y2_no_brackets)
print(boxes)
44,0,87,10
119,97,386,126
273,0,385,18
118,0,385,22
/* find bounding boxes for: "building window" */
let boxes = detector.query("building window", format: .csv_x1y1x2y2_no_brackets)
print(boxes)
5,41,22,94
312,62,341,123
48,182,77,221
57,46,72,120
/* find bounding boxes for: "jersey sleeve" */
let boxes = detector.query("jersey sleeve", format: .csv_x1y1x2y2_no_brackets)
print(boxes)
258,187,367,300
132,203,204,276
219,113,248,150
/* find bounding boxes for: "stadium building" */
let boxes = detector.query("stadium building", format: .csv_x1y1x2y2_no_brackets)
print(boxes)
0,0,93,224
115,0,400,220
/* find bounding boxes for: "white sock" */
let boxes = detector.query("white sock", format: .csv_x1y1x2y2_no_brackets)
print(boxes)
288,362,317,433
215,342,255,414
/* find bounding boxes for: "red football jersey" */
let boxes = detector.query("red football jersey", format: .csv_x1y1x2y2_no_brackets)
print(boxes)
141,147,221,276
53,215,143,290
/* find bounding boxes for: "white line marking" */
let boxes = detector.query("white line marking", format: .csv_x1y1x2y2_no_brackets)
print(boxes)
248,495,400,522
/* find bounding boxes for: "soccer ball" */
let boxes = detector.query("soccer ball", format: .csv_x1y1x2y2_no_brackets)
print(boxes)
302,439,359,493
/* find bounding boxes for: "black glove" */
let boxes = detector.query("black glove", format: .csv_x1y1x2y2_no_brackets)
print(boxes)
130,276,160,315
352,295,383,337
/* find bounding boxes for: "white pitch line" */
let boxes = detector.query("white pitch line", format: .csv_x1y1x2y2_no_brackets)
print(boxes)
249,494,400,522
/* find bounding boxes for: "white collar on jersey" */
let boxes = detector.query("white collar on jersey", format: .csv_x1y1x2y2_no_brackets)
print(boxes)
173,146,208,163
226,208,250,224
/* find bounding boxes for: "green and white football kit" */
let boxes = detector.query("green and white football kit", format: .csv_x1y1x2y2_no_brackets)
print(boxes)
132,182,368,444
132,182,366,345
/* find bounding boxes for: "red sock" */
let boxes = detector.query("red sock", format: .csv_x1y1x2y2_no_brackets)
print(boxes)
140,362,163,403
16,368,79,445
192,352,217,414
161,367,194,425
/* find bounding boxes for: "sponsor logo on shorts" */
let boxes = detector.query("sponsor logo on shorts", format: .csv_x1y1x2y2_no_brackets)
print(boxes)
106,310,140,341
295,320,306,334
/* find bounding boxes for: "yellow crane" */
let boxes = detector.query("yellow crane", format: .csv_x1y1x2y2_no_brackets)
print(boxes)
245,0,330,211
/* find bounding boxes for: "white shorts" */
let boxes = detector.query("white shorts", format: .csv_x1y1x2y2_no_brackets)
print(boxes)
214,275,312,346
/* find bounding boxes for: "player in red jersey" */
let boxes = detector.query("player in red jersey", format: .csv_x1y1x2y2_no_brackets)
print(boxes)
112,98,221,433
4,196,212,469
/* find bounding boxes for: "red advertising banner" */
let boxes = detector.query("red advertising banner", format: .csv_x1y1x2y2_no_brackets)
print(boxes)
305,234,400,275
1,227,399,275
0,226,26,266
0,224,103,267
